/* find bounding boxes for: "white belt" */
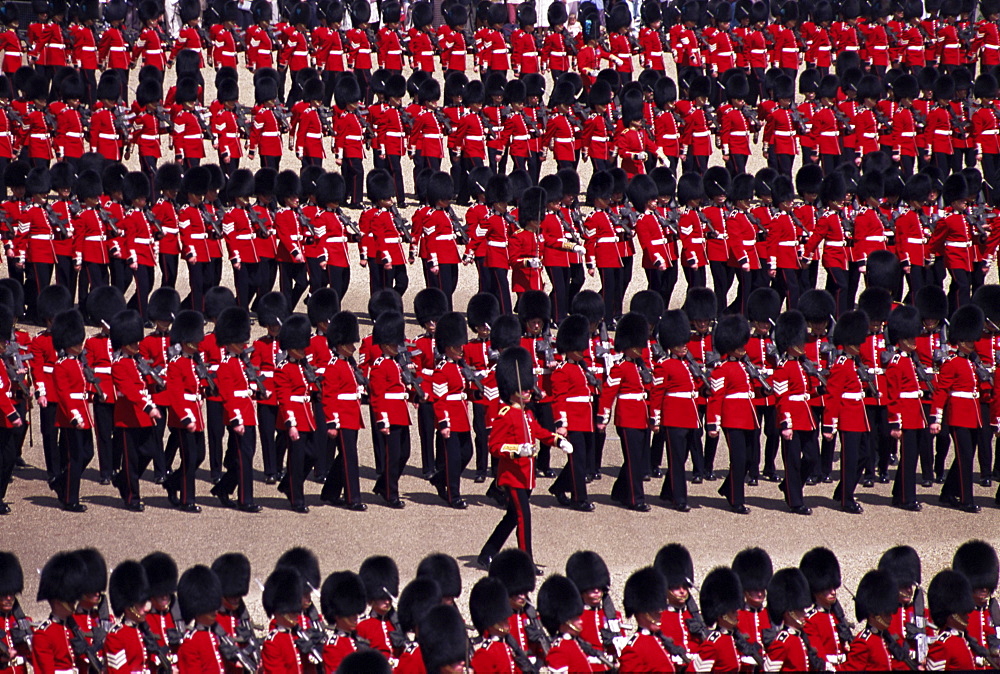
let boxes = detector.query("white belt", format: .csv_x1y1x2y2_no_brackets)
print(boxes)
820,131,839,136
5,51,20,56
650,239,665,245
190,233,208,239
725,392,754,399
779,241,798,246
288,395,311,402
162,227,178,234
383,392,408,399
140,134,159,140
70,392,87,400
327,236,347,243
43,366,54,374
94,367,111,374
788,394,810,401
689,237,704,243
694,131,711,137
619,392,646,400
900,131,917,136
717,51,733,57
417,51,434,56
512,135,530,141
425,134,442,139
934,130,952,135
842,392,865,400
386,131,406,137
388,50,402,55
184,393,201,401
444,393,466,401
983,130,999,135
555,138,575,143
487,241,507,247
30,134,49,139
292,51,309,56
232,390,252,398
305,132,322,138
134,238,151,245
358,49,371,54
232,234,252,240
435,234,455,240
84,236,104,242
826,240,845,246
421,368,435,376
550,51,566,56
523,51,538,57
466,135,484,141
946,241,972,247
899,391,923,398
146,49,162,54
99,133,118,140
183,134,202,140
872,45,888,50
591,136,609,142
666,392,698,398
865,236,886,242
742,239,756,246
781,48,798,52
906,238,925,244
650,51,662,57
597,237,618,243
262,131,280,136
818,46,832,51
565,395,592,403
65,132,84,138
110,46,127,52
345,135,363,141
31,234,54,240
774,130,797,136
952,391,980,398
729,131,749,136
384,237,400,244
337,393,359,400
985,44,1000,49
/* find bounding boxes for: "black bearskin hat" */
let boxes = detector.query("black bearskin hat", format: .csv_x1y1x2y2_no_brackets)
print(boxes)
204,287,236,321
566,551,610,592
307,288,340,327
854,569,899,621
372,311,405,347
537,575,584,635
321,571,367,621
37,551,87,603
949,305,985,344
684,287,717,322
630,290,666,328
0,552,23,596
257,292,289,328
489,548,537,597
774,310,807,353
51,309,85,352
623,567,667,618
571,290,604,325
170,311,205,346
832,310,870,347
614,312,649,353
435,311,468,350
211,553,251,598
496,346,534,403
86,285,126,328
327,311,360,348
766,568,811,625
418,605,467,672
654,543,694,589
275,546,321,591
556,315,590,354
177,565,222,622
953,540,999,591
398,577,443,632
359,555,399,601
733,548,773,593
417,553,461,600
658,310,691,351
466,293,500,330
928,570,974,629
800,547,841,593
713,314,750,356
262,567,304,617
109,560,150,617
700,567,743,626
887,305,922,345
878,545,921,589
470,577,512,633
141,552,178,597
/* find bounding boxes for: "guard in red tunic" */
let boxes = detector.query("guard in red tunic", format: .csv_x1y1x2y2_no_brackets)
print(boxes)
48,309,93,512
320,571,368,672
706,315,758,514
32,552,86,674
619,567,679,672
926,570,978,670
105,560,154,674
333,76,367,205
109,310,162,512
0,552,32,673
260,568,303,673
842,570,907,670
211,306,261,513
211,552,257,668
176,565,225,674
952,540,1000,666
160,311,205,512
140,553,183,660
566,551,624,670
931,305,990,512
248,80,284,169
429,311,473,509
691,568,743,673
470,576,530,673
762,568,813,672
731,548,773,663
539,575,600,673
356,555,400,660
368,311,413,509
770,310,817,514
800,547,852,669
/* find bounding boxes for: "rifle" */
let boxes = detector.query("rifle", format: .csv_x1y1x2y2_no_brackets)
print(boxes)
96,206,123,239
232,104,252,139
855,356,880,398
396,344,427,402
522,602,551,655
192,105,217,142
80,350,107,403
801,357,829,389
685,595,710,642
68,619,105,674
272,104,291,133
458,358,485,393
152,104,172,133
912,352,936,395
316,104,335,136
142,207,167,240
294,206,320,244
347,355,370,403
967,202,997,243
44,203,72,239
136,356,166,389
138,621,173,673
596,322,615,379
2,342,32,396
789,106,811,134
536,328,557,370
240,348,269,399
445,206,469,245
742,355,773,395
697,209,722,240
198,204,225,240
353,107,376,144
970,351,994,384
904,587,929,665
190,350,219,396
685,351,712,390
245,205,271,239
0,602,33,669
701,103,720,133
111,104,137,140
212,623,259,672
388,205,413,243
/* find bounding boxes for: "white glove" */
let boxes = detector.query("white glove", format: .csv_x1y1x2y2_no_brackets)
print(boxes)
517,443,535,457
558,438,574,455
573,244,586,254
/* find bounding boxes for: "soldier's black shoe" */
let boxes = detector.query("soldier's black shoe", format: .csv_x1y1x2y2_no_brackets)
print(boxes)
124,501,145,512
99,475,111,486
63,503,87,513
486,483,507,507
292,505,310,514
541,469,556,478
550,490,571,506
534,565,544,576
790,505,812,515
762,472,780,482
570,500,595,512
13,457,26,469
731,505,751,514
153,475,166,485
0,502,10,514
474,473,487,483
179,503,201,513
450,499,468,510
476,554,492,571
674,503,691,513
385,498,405,509
980,478,992,487
921,479,934,488
934,475,945,484
165,486,180,507
842,501,864,514
960,503,982,513
862,478,875,488
628,503,651,512
346,502,367,511
746,477,759,487
321,496,345,506
691,475,703,484
895,501,922,512
876,473,890,484
264,474,279,485
705,471,717,481
805,476,818,486
822,475,834,484
211,484,235,508
238,503,263,513
651,468,663,478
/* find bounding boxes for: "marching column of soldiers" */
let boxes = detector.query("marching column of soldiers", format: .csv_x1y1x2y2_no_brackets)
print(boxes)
3,539,1000,672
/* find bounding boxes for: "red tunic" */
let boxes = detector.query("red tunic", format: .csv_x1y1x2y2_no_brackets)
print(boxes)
706,359,758,431
112,355,157,427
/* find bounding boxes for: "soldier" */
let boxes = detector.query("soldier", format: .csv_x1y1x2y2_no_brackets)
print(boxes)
356,555,401,659
260,567,304,671
109,310,162,512
824,310,872,514
140,553,182,658
81,286,125,487
842,570,908,669
416,605,467,674
69,548,109,674
952,539,1000,661
32,551,87,674
176,566,225,672
318,571,368,670
565,551,624,669
690,567,743,672
877,546,931,663
800,547,852,668
731,548,773,656
469,576,527,672
488,548,548,666
273,547,325,670
762,568,814,671
537,574,601,672
0,306,23,513
104,560,153,674
211,552,257,666
368,311,413,508
743,289,780,484
426,311,471,508
0,552,31,671
926,570,977,670
248,78,284,170
48,309,93,512
931,305,989,512
620,565,681,671
156,310,203,512
463,293,499,483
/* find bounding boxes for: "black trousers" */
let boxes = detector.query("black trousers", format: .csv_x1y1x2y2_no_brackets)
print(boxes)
343,157,364,206
326,265,350,302
599,268,622,324
206,400,225,481
115,426,160,506
947,267,971,313
233,262,257,309
719,428,751,508
548,266,571,323
386,154,406,204
833,430,863,506
710,261,734,314
892,428,920,506
80,262,109,309
131,265,155,317
825,266,851,318
373,425,408,502
280,429,316,509
661,427,695,505
417,402,436,476
481,486,532,559
433,430,472,504
426,262,458,308
321,428,361,505
280,261,308,310
550,430,588,504
311,400,328,481
0,426,16,502
159,253,179,289
154,407,179,476
612,427,647,507
54,427,93,507
258,404,283,478
40,404,59,479
779,430,812,509
93,402,115,480
529,402,553,473
163,429,202,506
485,267,512,314
683,264,707,289
186,261,208,312
218,426,257,507
864,406,891,478
473,405,489,475
942,427,976,505
567,263,585,307
376,264,409,298
307,257,327,295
